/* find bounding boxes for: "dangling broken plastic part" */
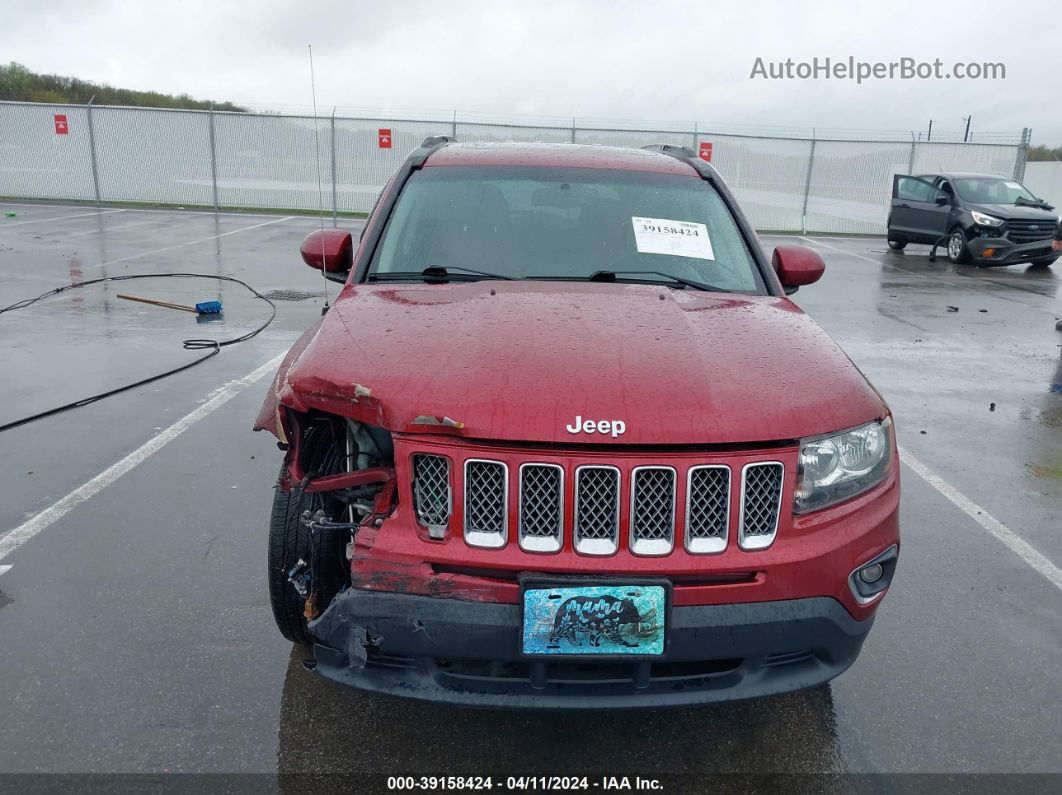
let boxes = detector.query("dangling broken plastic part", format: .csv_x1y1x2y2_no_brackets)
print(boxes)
303,591,319,621
411,415,465,428
287,559,310,598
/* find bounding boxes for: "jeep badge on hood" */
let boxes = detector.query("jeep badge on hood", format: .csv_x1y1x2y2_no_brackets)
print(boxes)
565,416,627,438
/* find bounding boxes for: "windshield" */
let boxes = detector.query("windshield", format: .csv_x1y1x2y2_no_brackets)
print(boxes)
954,177,1038,205
368,166,766,293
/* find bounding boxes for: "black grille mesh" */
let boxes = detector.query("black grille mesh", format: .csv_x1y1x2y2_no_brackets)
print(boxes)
412,454,450,527
465,460,506,536
741,463,783,537
520,465,562,539
631,468,675,541
575,467,619,542
687,467,730,539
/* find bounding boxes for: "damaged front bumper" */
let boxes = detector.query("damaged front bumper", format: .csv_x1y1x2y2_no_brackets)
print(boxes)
967,235,1057,266
307,589,872,709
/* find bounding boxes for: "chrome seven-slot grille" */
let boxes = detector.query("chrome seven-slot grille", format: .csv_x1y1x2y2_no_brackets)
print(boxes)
411,454,784,555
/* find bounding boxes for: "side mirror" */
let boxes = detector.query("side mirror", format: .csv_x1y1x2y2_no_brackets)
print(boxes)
772,245,825,294
934,194,949,205
300,229,353,283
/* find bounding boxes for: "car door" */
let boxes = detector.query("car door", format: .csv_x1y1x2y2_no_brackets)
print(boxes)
890,175,951,242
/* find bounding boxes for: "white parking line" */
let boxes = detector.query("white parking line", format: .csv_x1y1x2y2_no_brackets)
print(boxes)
1,209,127,227
798,235,881,264
901,447,1062,591
61,215,206,239
89,215,295,269
0,352,285,564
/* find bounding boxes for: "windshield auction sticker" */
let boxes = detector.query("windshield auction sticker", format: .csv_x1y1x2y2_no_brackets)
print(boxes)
631,216,715,260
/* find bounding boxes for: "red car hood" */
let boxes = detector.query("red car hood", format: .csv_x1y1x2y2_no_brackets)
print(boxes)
272,281,885,446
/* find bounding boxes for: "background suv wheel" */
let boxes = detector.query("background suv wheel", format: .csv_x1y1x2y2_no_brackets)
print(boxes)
947,228,971,264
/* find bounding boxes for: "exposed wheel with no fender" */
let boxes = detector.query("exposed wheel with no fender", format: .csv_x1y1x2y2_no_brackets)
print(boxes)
268,463,351,646
268,471,316,645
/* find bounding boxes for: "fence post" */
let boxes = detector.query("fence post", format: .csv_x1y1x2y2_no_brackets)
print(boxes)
1013,127,1031,182
207,102,219,212
571,117,576,143
85,97,102,206
800,131,816,235
907,134,916,174
451,110,457,139
691,121,698,151
330,108,338,226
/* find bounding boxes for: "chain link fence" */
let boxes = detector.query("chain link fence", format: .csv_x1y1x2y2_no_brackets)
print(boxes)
0,100,1029,234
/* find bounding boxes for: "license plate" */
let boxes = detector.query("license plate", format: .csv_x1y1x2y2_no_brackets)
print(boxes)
521,583,667,656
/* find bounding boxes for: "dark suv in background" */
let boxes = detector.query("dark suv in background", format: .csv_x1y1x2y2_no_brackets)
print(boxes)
887,172,1059,268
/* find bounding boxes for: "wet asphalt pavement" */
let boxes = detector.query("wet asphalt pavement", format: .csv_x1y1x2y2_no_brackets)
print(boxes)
0,201,1059,782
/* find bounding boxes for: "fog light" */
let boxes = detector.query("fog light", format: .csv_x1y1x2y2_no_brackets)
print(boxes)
983,248,996,257
849,545,898,605
859,563,884,584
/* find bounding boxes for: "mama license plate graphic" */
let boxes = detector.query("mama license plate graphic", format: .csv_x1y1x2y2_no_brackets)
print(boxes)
522,584,666,655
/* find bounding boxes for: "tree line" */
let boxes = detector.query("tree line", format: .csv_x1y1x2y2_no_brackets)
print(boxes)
1028,145,1062,162
0,62,246,112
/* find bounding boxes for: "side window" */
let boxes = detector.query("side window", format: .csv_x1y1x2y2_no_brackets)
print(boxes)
896,176,938,202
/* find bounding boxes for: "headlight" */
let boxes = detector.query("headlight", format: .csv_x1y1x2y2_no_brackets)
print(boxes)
970,211,1004,227
795,418,892,513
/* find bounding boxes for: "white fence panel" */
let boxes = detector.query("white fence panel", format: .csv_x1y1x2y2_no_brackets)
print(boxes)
0,103,96,201
93,106,213,206
804,141,910,235
704,135,813,232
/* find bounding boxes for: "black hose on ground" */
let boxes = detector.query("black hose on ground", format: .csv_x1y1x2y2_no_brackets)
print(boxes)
0,272,277,433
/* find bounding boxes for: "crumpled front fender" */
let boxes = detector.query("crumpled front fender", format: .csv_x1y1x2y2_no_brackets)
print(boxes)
252,319,323,439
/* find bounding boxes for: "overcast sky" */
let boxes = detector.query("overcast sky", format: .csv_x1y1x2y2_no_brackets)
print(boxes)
3,0,1059,144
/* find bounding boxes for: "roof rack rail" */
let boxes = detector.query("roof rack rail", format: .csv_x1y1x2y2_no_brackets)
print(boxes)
407,135,455,169
642,143,719,182
421,135,456,149
642,143,698,160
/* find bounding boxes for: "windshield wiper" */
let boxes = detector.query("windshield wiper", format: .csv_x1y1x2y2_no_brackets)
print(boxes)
1014,195,1053,211
587,270,732,293
367,266,516,283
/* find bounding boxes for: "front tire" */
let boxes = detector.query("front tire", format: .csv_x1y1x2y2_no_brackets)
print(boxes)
887,239,907,251
268,471,352,645
947,228,971,264
268,474,319,645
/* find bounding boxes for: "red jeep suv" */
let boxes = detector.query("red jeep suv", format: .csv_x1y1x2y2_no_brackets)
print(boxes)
255,139,900,708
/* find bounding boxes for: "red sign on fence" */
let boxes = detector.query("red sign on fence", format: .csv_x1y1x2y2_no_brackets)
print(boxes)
378,128,392,149
54,114,69,135
698,141,713,162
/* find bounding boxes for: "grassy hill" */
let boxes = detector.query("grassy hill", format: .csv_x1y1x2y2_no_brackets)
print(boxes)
0,62,246,111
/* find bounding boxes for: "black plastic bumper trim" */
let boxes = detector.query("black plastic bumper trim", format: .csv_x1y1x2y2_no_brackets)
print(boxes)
307,590,874,709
